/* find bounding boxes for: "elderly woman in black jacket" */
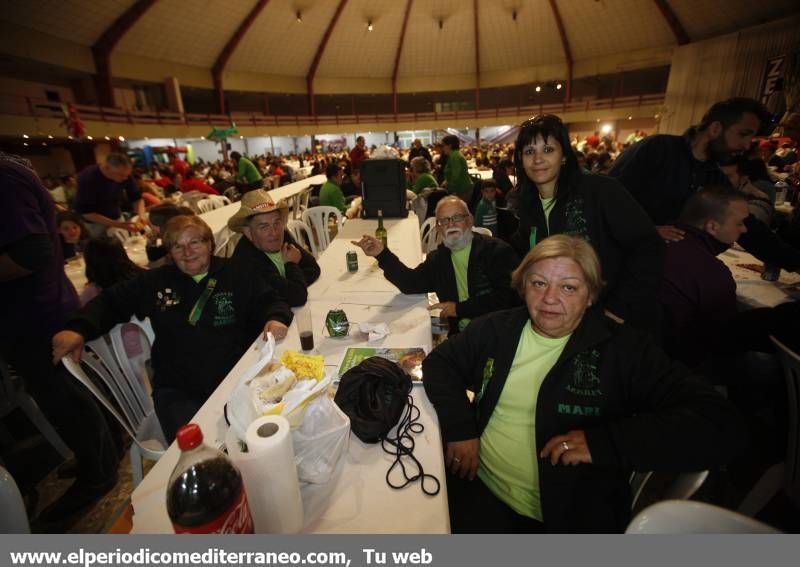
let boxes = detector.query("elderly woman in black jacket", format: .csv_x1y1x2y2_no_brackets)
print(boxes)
423,234,745,533
511,115,664,331
53,215,292,441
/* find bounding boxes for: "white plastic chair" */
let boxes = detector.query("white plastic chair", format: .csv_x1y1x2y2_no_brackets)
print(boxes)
197,198,216,213
0,465,29,533
211,195,231,207
471,226,492,236
60,319,167,487
420,217,440,253
0,357,71,460
629,470,709,512
738,335,800,515
301,206,344,253
626,500,781,533
213,226,240,258
287,219,318,258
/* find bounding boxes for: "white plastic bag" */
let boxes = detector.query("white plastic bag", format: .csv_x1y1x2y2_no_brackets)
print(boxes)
291,395,350,484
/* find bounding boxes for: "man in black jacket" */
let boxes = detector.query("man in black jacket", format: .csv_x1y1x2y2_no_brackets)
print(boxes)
352,196,520,334
228,190,320,307
609,97,800,271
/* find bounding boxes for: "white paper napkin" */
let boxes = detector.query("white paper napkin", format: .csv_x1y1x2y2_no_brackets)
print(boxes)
357,322,390,342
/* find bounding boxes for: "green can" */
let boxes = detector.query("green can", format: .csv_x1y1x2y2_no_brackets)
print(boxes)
346,250,358,272
325,309,350,337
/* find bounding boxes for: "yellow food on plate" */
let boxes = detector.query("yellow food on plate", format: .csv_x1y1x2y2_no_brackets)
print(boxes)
280,350,325,380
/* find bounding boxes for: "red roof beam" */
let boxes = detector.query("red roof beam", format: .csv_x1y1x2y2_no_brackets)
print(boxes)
391,0,414,114
212,0,272,115
91,0,157,108
652,0,690,45
307,0,349,117
547,0,573,103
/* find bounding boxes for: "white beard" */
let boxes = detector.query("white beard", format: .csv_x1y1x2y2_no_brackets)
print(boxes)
443,227,474,250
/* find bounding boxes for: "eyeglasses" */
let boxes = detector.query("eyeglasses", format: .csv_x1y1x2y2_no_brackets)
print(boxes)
436,213,468,226
171,238,207,254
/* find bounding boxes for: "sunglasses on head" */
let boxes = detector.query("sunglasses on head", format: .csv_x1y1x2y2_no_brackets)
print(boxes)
520,114,563,128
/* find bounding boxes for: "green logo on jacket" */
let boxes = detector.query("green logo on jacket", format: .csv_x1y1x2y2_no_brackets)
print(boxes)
475,358,494,405
557,404,601,417
566,349,602,397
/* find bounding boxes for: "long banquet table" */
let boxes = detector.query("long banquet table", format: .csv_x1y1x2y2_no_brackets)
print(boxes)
130,214,450,533
199,174,327,242
719,244,800,309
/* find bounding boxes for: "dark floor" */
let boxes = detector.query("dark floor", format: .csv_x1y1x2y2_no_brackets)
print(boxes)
1,407,146,534
2,389,798,533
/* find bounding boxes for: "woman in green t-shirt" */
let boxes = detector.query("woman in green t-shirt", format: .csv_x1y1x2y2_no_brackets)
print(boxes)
423,234,744,533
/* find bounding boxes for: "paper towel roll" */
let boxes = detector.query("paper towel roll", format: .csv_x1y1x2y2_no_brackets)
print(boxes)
225,415,304,533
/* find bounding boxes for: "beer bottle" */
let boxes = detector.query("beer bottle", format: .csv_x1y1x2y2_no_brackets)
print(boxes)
375,209,388,249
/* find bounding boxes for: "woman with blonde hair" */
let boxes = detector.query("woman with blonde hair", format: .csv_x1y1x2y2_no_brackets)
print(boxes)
423,234,745,533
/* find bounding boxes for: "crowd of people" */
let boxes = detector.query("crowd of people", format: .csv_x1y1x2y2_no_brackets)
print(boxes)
2,95,800,533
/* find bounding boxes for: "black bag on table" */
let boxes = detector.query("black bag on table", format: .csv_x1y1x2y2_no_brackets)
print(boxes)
333,356,412,443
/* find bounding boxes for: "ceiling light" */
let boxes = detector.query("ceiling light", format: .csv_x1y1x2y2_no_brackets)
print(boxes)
535,85,541,92
68,135,73,140
296,11,302,23
367,20,373,31
118,136,125,141
239,135,244,139
48,134,53,139
87,135,94,140
144,136,149,140
42,142,47,146
600,123,612,134
23,142,28,146
22,134,29,139
104,135,110,140
556,83,562,90
200,136,205,140
627,115,633,120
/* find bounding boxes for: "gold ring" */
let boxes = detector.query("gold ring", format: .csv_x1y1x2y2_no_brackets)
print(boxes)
561,441,569,451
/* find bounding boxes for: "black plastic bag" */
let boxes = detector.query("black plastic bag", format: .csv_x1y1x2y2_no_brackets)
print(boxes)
333,356,412,443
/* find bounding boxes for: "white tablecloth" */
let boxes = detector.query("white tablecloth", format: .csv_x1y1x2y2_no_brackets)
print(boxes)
468,168,493,180
198,175,327,242
719,246,800,308
130,215,449,533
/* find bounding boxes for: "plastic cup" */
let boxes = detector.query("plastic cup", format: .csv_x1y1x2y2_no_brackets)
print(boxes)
296,307,314,351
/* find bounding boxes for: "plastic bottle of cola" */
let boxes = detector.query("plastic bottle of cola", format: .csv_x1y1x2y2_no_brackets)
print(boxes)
167,423,254,533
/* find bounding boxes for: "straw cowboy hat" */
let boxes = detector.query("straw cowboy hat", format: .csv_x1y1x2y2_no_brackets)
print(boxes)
227,190,289,232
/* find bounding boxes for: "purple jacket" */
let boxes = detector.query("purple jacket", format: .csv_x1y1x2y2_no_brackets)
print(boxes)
658,223,735,366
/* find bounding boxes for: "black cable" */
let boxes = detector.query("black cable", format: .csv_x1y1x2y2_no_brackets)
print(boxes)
381,394,441,496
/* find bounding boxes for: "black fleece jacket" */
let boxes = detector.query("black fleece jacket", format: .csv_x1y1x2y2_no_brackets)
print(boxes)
423,306,746,532
66,256,292,398
375,233,520,333
229,230,321,307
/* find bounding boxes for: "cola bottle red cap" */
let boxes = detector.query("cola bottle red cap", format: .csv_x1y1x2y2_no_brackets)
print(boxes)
175,423,203,451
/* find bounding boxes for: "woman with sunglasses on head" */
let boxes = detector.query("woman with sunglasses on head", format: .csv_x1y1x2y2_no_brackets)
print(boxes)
511,115,663,331
52,215,292,442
